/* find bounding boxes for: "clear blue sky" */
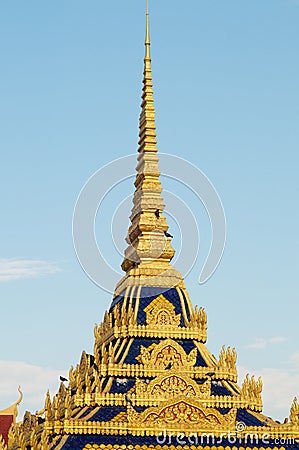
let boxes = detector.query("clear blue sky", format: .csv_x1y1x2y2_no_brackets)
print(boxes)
0,0,298,420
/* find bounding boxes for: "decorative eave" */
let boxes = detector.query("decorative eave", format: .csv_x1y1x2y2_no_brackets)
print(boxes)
93,299,208,347
0,387,22,418
18,417,299,442
0,387,22,448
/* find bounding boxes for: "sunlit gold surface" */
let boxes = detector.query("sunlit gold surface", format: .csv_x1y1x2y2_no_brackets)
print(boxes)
6,2,299,450
119,0,182,291
8,286,299,448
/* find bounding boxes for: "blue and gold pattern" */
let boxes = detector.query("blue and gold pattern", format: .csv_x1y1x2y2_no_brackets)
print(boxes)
8,281,299,449
7,3,299,450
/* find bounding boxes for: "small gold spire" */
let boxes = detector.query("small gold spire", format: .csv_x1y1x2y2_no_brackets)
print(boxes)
145,0,150,58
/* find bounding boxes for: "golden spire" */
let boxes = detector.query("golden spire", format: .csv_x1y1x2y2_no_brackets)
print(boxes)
118,1,183,291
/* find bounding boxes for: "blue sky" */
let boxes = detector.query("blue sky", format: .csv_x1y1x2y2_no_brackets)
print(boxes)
0,0,298,420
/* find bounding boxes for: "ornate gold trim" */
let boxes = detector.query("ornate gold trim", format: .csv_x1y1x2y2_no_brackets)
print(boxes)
144,295,181,327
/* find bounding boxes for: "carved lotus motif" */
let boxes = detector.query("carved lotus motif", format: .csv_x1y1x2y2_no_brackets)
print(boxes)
140,400,236,429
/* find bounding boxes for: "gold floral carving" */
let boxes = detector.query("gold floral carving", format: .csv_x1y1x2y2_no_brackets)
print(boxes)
135,373,210,400
144,295,180,327
138,339,197,369
151,376,196,398
133,400,236,429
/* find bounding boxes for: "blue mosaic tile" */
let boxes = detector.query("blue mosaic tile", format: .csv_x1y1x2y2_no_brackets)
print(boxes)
79,407,93,419
134,405,147,413
136,287,185,325
211,382,232,396
88,406,126,422
113,340,122,358
101,378,109,392
140,286,168,298
131,296,136,310
123,338,160,364
109,378,136,394
217,407,231,414
195,350,208,367
59,432,299,449
177,340,207,367
110,292,125,310
236,408,265,426
177,339,195,353
115,340,130,363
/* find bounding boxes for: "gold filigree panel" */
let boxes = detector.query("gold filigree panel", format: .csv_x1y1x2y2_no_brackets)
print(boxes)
129,398,236,430
144,295,180,327
138,339,197,369
135,372,210,400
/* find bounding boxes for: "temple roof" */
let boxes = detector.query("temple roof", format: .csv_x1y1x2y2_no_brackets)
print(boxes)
6,2,299,450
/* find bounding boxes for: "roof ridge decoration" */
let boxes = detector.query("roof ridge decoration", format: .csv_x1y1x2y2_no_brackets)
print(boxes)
0,387,23,417
117,0,184,293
